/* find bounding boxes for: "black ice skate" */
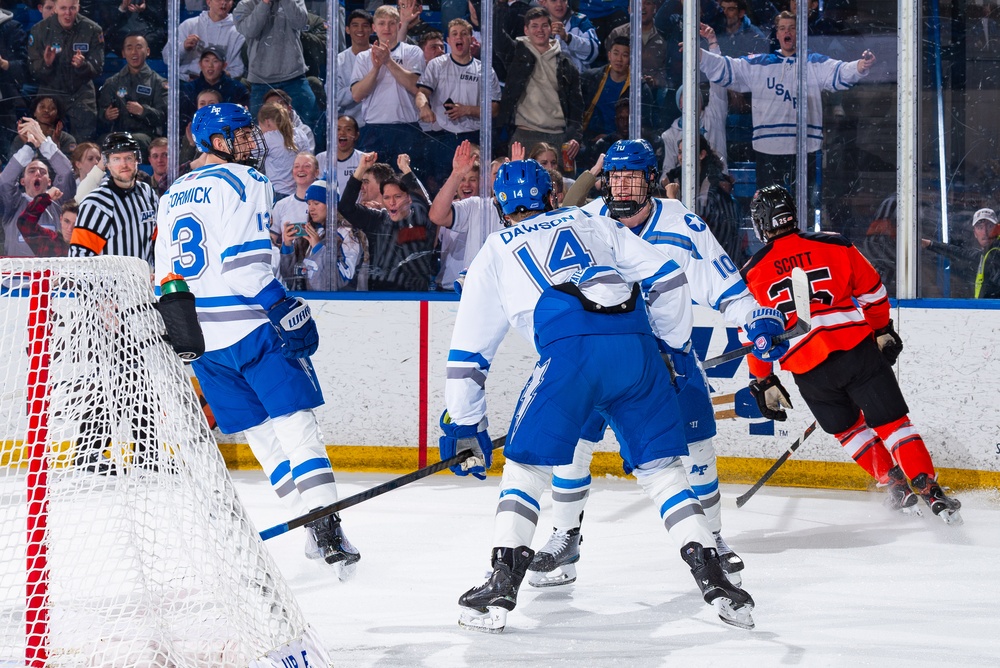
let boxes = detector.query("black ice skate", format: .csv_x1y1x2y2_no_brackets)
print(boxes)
910,473,963,525
458,546,534,633
883,466,921,516
527,527,582,587
681,541,755,630
713,531,744,587
305,512,361,581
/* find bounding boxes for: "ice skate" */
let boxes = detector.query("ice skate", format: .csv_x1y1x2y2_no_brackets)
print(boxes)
527,527,581,587
882,466,922,516
910,473,963,525
681,542,755,630
713,531,744,587
458,546,534,633
305,512,361,581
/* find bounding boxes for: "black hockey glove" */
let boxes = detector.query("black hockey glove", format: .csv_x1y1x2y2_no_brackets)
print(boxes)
748,374,792,421
874,319,903,366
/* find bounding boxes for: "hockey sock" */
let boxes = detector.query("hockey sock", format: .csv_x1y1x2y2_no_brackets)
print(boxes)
272,409,339,508
549,438,596,530
681,438,722,534
873,416,936,481
634,457,714,549
244,419,300,506
493,460,549,549
835,415,894,482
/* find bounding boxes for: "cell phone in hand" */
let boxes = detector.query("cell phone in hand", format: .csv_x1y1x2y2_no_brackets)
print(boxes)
292,223,308,237
444,98,455,110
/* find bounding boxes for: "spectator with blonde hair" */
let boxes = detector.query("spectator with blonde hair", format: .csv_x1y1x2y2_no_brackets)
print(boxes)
257,102,299,198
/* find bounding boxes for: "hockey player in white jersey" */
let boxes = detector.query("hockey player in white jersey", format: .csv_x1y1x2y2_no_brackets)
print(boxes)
153,103,360,581
527,139,788,589
443,159,754,633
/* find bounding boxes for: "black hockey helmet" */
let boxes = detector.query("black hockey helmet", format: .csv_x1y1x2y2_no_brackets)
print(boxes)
750,185,798,242
102,131,142,160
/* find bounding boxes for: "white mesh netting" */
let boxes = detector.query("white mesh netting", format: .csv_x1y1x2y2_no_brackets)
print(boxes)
0,257,329,667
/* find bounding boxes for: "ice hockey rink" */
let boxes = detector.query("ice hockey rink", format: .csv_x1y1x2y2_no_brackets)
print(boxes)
235,467,1000,668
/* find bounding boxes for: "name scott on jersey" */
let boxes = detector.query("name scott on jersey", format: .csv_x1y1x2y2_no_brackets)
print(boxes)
773,251,813,275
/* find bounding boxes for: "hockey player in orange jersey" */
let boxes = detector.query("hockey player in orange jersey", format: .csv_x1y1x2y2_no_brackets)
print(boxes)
740,185,962,525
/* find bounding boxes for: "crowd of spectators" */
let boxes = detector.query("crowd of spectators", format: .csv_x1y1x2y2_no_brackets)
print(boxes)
0,0,992,299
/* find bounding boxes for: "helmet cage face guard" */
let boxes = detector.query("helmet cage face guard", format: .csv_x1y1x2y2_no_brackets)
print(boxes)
601,139,659,219
601,168,656,219
227,124,268,170
192,103,268,170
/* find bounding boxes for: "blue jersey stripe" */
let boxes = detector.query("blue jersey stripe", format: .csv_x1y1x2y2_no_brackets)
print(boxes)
447,349,491,370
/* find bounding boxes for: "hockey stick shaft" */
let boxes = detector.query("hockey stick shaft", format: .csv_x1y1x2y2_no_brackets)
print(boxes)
735,420,818,508
702,267,812,370
259,435,507,541
701,320,808,369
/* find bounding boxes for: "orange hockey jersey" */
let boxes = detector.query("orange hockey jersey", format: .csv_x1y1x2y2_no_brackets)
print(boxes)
741,230,890,377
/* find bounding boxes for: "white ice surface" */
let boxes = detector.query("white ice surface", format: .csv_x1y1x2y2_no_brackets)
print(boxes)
235,471,1000,668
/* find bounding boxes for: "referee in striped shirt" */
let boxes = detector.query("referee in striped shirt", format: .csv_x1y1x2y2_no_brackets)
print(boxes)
69,132,158,265
67,131,160,474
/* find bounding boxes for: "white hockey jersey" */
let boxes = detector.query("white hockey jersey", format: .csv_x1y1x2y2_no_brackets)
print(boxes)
445,206,693,426
660,76,729,175
581,196,760,328
699,49,867,155
154,163,280,352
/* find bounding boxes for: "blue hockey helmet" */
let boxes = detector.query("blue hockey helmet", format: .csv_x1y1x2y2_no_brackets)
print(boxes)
493,159,553,224
602,139,659,219
191,103,267,169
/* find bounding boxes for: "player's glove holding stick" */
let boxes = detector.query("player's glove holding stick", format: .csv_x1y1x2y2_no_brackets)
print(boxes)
439,410,493,480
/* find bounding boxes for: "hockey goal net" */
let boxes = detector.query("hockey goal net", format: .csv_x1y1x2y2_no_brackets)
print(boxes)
0,256,329,667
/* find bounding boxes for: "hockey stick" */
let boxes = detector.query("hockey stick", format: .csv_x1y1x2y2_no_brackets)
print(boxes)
702,267,813,370
735,420,818,508
259,434,507,541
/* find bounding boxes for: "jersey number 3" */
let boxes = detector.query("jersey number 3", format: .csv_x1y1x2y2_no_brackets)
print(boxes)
170,214,209,279
514,228,594,290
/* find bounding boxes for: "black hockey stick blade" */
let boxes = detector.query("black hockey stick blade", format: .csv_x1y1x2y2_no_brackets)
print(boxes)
259,434,507,541
702,269,813,370
735,420,818,508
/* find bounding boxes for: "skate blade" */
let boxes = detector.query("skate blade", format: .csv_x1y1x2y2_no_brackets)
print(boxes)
936,508,963,526
334,558,359,582
527,563,577,588
458,606,508,633
715,598,755,630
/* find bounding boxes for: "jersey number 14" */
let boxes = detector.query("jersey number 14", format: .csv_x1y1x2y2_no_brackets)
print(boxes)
514,228,594,290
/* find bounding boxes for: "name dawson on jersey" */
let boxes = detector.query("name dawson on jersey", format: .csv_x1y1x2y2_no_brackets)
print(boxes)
500,214,573,244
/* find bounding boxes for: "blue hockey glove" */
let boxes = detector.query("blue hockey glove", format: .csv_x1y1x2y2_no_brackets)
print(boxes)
658,340,694,388
453,269,467,295
748,374,792,421
439,410,492,480
267,297,319,359
745,307,789,362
